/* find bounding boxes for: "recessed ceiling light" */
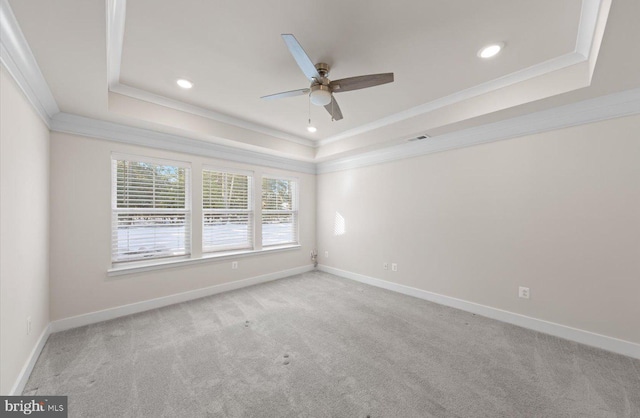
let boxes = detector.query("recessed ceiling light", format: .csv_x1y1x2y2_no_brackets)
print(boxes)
307,126,317,133
176,79,193,89
478,43,504,59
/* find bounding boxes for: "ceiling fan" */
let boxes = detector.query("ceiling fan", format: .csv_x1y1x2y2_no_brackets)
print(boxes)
261,34,394,121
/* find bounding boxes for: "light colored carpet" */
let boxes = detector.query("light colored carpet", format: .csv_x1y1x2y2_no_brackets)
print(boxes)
24,271,640,417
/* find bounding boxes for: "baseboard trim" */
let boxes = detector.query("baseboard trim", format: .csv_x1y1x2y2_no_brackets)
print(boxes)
318,265,640,359
9,324,52,395
50,265,315,333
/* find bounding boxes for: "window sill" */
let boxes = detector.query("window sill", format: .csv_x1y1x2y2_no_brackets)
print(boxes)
107,244,301,277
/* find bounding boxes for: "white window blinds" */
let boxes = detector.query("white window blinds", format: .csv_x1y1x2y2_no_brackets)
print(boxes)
111,158,191,263
262,177,298,246
203,169,253,252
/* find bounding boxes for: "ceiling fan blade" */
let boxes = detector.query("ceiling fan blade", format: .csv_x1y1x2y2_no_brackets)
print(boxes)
324,95,343,121
281,34,321,82
331,73,394,93
261,88,310,100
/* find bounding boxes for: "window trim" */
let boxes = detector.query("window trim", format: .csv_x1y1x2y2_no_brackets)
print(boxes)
107,244,301,276
261,175,299,247
107,154,303,276
201,166,255,254
111,153,192,265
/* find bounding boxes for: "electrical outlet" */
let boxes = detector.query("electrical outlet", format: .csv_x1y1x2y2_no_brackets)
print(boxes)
518,286,530,299
27,316,31,335
325,251,329,258
383,262,389,270
232,261,238,269
391,263,398,272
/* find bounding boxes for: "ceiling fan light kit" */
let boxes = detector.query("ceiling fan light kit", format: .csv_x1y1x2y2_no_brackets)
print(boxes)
310,84,332,106
261,34,395,124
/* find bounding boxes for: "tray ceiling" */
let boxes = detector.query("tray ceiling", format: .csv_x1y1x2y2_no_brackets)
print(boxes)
5,0,626,163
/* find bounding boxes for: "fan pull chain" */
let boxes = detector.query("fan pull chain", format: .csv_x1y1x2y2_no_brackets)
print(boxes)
308,93,312,127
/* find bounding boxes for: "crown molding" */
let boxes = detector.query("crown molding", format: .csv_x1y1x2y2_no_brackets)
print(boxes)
317,88,640,174
105,0,314,149
575,0,608,58
317,52,587,147
106,0,125,89
110,83,316,148
107,0,609,149
50,113,317,174
0,0,59,126
318,0,609,147
50,87,640,177
4,0,632,178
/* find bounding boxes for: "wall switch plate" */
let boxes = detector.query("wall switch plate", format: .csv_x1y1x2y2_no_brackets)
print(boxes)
391,263,398,272
232,261,238,269
27,316,31,335
325,251,329,258
518,286,530,299
383,262,389,270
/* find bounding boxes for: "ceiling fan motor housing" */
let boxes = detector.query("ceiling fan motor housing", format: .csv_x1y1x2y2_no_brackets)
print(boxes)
315,63,330,78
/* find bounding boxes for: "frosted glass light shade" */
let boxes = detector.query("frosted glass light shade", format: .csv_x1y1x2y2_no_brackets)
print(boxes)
310,85,332,106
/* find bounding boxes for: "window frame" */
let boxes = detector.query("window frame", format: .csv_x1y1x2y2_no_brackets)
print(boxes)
261,175,299,248
202,166,255,254
110,153,192,265
107,156,302,276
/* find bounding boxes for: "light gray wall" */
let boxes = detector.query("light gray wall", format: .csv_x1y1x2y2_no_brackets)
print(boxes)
49,132,316,321
317,114,640,344
0,66,50,394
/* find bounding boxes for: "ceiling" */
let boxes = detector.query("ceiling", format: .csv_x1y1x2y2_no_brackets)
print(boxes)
119,0,580,139
5,0,640,163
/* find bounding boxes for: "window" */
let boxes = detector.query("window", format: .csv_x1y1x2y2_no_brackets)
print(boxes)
262,177,298,246
111,156,191,263
108,157,301,274
203,169,253,253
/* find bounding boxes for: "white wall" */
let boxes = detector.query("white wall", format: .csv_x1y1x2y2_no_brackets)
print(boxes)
317,114,640,345
49,131,316,321
0,66,50,394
